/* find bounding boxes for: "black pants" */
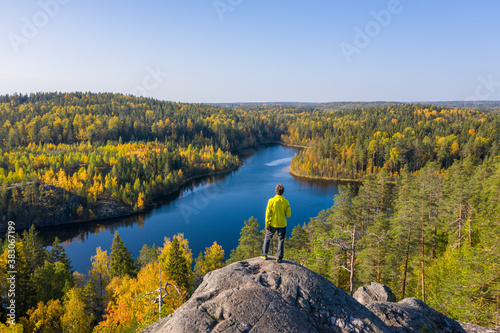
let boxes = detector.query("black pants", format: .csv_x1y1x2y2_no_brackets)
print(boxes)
261,226,286,260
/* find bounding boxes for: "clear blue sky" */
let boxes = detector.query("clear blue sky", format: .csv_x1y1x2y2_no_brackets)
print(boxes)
1,0,499,103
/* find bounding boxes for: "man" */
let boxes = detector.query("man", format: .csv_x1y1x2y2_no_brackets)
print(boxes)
261,184,291,263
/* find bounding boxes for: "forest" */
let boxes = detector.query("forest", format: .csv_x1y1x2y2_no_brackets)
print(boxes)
0,226,226,332
284,159,500,328
0,92,499,331
283,104,499,180
0,92,286,229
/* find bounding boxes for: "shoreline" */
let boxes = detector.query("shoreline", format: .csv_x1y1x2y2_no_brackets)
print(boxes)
276,141,309,149
2,165,243,234
2,142,275,233
288,168,364,183
3,141,373,233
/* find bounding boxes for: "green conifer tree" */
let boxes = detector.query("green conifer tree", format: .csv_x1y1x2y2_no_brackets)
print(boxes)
135,243,159,269
228,216,261,262
49,236,73,271
109,231,135,278
22,225,48,272
33,261,74,303
166,237,191,289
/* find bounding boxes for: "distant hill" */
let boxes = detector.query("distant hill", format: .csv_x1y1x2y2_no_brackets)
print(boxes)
212,102,317,108
418,100,500,111
314,101,402,111
212,101,500,111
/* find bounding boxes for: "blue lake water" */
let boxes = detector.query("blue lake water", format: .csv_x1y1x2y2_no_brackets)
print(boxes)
42,145,340,273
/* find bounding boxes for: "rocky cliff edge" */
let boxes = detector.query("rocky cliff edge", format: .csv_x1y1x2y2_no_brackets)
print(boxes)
143,258,498,333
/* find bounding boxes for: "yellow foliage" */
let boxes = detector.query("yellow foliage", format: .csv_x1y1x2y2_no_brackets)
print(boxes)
137,192,145,209
0,323,24,333
61,288,92,333
90,247,110,296
19,299,64,333
450,141,460,155
200,241,225,276
159,234,193,273
97,262,186,332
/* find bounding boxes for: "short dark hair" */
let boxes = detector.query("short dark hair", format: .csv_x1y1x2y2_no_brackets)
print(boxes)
275,184,284,195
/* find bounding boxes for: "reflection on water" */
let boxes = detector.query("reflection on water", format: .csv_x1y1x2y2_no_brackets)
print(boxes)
37,174,230,247
38,213,148,247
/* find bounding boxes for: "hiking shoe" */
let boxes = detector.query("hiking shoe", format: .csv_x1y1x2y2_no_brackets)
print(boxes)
260,255,267,260
276,258,282,263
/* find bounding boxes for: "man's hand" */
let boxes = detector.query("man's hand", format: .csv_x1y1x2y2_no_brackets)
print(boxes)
266,226,271,232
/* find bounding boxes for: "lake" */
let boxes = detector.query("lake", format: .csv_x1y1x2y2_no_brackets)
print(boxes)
40,145,340,273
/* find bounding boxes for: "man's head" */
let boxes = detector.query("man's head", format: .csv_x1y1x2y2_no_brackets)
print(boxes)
275,184,284,195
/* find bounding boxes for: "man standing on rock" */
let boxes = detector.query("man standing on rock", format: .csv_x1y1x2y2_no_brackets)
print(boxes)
261,184,291,263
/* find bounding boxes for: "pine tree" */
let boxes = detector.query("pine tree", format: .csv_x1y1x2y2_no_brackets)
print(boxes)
228,216,261,262
22,225,48,272
285,224,311,266
49,236,73,271
13,225,48,317
355,171,392,285
441,161,474,249
324,185,360,296
109,231,135,278
406,162,442,303
239,216,261,258
83,279,100,326
135,243,159,269
194,251,206,285
388,167,419,299
33,261,74,303
166,237,191,289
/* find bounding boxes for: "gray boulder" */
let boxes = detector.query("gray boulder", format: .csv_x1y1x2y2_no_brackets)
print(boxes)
143,259,497,333
458,322,499,333
366,297,466,332
353,282,397,305
355,283,499,333
143,257,392,333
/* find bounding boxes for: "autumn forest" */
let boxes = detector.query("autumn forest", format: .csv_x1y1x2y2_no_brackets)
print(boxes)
0,92,499,331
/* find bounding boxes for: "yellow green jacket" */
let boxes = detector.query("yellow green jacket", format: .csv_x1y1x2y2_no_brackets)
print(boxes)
265,195,291,228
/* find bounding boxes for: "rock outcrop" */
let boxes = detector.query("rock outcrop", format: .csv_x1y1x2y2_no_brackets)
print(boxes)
353,282,396,305
357,285,497,333
458,322,499,333
143,258,498,333
0,183,132,232
367,298,465,332
144,258,391,333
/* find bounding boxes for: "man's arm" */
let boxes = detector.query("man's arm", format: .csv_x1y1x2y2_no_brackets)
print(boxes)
265,199,273,228
285,201,291,218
